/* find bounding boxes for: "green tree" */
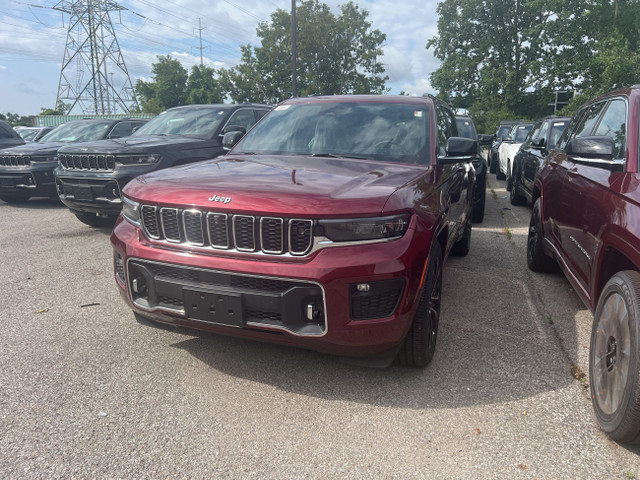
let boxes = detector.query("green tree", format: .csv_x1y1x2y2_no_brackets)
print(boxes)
135,55,188,113
40,100,71,116
221,0,387,104
427,0,640,130
186,65,226,104
4,113,33,127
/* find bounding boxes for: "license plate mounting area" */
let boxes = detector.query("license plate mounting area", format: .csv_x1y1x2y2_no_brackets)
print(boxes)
183,288,244,327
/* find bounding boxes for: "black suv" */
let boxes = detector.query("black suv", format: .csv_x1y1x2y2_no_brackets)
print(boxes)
55,103,271,226
456,115,489,222
0,120,25,150
0,118,146,204
488,120,517,173
509,116,570,206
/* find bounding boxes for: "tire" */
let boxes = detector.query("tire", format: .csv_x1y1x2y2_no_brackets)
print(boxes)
472,186,486,223
496,165,506,180
0,194,30,204
451,214,471,256
74,212,117,227
506,161,513,191
590,271,640,443
526,198,555,272
489,152,497,173
510,169,526,206
397,242,443,367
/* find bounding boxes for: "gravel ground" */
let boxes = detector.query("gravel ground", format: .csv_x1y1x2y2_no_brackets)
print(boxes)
1,176,640,479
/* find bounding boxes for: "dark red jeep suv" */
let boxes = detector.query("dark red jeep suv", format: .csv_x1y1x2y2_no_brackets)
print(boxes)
110,95,477,367
527,85,640,442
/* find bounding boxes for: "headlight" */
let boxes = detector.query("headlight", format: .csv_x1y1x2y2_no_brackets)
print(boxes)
122,196,141,225
319,213,411,242
115,154,160,165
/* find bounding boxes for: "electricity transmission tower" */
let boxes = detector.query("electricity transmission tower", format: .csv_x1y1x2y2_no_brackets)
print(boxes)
54,0,139,114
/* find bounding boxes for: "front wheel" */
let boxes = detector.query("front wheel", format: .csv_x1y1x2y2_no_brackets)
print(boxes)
590,271,640,443
397,242,443,367
527,198,555,271
510,169,526,206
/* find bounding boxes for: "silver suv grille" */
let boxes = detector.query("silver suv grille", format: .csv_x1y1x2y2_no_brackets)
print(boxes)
140,205,314,256
0,155,31,166
58,153,115,171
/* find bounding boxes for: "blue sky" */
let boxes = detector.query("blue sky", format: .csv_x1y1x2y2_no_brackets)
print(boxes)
0,0,441,116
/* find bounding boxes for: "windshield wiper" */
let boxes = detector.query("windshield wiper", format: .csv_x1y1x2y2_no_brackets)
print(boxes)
311,152,369,160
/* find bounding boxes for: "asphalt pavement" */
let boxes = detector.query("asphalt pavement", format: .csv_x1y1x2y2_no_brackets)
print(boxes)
1,176,640,479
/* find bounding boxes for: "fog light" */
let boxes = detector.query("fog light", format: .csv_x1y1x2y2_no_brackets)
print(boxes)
357,283,370,292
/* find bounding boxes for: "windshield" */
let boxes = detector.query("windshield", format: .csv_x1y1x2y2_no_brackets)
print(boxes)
497,125,512,139
513,125,532,142
133,107,229,138
456,118,476,140
39,121,113,142
18,129,39,141
232,101,430,165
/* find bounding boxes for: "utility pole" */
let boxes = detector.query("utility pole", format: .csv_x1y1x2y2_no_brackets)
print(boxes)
54,0,139,114
291,0,297,98
197,18,205,66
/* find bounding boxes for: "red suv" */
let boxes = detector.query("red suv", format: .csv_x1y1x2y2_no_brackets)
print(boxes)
110,95,477,367
527,85,640,442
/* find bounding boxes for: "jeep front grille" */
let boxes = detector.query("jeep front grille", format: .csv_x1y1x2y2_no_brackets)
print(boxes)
140,204,314,256
58,153,115,171
0,155,31,166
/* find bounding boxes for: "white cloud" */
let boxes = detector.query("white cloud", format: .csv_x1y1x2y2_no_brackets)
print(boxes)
0,0,443,115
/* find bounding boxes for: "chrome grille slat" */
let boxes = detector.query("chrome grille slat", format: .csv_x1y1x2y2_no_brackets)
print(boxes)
261,217,284,254
289,219,314,255
58,153,116,172
183,210,204,246
139,205,313,256
0,155,31,166
206,213,229,248
160,208,181,242
234,215,256,252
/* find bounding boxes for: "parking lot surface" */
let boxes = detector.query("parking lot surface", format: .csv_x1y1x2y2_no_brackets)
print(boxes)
2,176,640,479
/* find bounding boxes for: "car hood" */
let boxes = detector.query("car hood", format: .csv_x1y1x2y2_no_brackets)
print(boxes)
57,135,215,154
124,154,427,217
0,141,65,156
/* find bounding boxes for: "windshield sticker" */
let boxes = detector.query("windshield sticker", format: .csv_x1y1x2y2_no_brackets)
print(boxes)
414,111,423,118
553,122,566,127
275,105,291,111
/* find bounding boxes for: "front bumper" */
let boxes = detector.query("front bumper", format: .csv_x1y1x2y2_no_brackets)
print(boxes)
110,215,431,357
54,165,156,215
0,162,57,197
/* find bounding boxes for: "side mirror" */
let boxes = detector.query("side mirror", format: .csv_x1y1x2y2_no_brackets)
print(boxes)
532,137,546,149
222,130,245,150
438,137,477,164
566,136,614,160
221,125,246,136
477,134,493,146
